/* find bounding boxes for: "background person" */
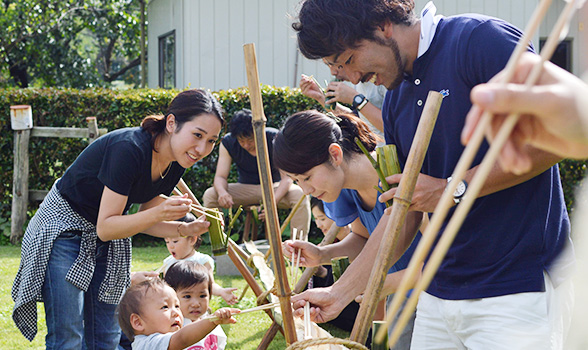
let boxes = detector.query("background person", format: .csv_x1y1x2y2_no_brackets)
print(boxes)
203,108,310,237
299,72,386,138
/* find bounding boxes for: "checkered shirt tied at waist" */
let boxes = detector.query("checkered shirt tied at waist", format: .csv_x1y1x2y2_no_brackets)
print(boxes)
11,181,131,341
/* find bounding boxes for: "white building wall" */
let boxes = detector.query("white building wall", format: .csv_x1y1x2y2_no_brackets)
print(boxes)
149,0,585,91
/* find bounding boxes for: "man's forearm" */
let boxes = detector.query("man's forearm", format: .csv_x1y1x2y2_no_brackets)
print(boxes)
328,212,421,305
213,176,230,196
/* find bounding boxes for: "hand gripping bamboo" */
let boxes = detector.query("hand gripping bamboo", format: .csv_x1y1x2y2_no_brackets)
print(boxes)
379,0,585,347
243,42,297,345
349,91,443,344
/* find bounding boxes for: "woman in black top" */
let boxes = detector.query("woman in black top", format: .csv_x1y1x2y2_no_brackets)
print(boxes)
12,89,224,349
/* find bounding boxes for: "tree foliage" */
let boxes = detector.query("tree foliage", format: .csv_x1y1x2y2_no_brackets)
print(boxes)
0,0,142,88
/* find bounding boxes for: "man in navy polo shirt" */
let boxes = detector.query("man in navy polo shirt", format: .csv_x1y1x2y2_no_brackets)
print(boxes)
290,1,574,348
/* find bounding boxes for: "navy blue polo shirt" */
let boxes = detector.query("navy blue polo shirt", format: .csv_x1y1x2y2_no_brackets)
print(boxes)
383,15,570,299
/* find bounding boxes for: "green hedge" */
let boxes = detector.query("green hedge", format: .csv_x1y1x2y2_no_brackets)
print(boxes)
1,87,586,245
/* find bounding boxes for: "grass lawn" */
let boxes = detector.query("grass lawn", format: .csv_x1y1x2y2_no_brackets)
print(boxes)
0,244,349,349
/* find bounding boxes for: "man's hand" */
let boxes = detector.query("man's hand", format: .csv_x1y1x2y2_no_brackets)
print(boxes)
379,173,447,213
291,287,347,323
325,81,357,105
462,52,588,174
218,192,234,209
300,74,326,105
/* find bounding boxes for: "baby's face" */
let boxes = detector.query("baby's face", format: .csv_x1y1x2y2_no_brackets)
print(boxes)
164,236,195,260
176,281,210,322
136,285,183,335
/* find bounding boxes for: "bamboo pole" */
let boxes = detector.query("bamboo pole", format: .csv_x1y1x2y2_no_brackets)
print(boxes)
349,91,443,344
240,194,308,299
379,0,574,345
243,43,297,345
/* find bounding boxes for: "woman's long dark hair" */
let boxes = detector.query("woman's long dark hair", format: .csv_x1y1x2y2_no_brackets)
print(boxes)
273,110,377,174
141,89,224,149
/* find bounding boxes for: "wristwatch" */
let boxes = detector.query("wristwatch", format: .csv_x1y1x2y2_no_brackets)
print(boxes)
447,176,468,204
352,94,369,111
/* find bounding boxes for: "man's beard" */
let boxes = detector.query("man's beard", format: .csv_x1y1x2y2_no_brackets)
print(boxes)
373,35,404,90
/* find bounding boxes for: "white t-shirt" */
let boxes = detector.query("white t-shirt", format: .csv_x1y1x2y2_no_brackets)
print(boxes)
132,332,173,350
183,317,228,350
161,252,215,274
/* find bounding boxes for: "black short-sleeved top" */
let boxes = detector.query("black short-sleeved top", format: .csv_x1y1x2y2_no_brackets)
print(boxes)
57,127,185,224
221,128,281,185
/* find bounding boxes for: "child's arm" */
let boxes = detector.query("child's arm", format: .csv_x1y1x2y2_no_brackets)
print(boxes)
168,308,239,350
212,283,238,305
203,262,238,304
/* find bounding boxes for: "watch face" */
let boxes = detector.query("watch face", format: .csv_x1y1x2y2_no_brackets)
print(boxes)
453,181,466,197
354,95,364,104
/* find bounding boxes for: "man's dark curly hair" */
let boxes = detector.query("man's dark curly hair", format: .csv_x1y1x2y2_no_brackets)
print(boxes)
229,109,254,139
292,0,416,59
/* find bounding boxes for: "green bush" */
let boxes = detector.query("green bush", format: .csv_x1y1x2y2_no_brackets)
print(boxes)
1,87,586,245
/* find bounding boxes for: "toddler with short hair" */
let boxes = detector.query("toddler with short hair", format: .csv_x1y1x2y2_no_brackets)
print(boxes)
117,278,238,350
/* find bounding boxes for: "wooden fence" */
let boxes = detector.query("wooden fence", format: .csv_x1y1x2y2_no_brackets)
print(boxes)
10,105,107,244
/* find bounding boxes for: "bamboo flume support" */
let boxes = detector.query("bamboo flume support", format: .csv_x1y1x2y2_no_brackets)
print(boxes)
348,91,443,344
378,0,584,347
238,194,308,302
243,42,297,345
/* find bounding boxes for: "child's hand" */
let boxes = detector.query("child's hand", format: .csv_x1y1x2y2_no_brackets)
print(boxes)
220,287,238,305
130,271,158,285
212,308,240,325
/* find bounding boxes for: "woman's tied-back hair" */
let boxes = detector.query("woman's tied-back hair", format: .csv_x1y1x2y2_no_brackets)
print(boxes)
292,0,416,59
117,278,169,342
273,110,377,175
164,260,213,296
141,89,225,149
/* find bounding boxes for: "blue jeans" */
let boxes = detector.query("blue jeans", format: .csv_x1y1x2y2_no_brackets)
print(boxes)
42,230,121,350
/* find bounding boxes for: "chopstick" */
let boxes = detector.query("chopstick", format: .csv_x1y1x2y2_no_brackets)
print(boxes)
201,302,280,322
159,194,223,222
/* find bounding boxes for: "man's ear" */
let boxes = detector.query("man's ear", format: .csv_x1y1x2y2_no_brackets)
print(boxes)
131,313,145,333
379,20,394,39
166,114,176,133
328,143,343,166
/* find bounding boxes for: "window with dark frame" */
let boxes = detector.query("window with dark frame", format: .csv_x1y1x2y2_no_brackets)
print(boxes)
159,30,176,89
540,38,572,72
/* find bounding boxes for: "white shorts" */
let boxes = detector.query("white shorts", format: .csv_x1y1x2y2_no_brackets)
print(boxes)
411,273,573,350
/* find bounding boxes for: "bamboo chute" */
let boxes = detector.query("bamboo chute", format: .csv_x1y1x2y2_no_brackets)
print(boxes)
243,42,297,344
377,0,585,347
348,91,443,344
